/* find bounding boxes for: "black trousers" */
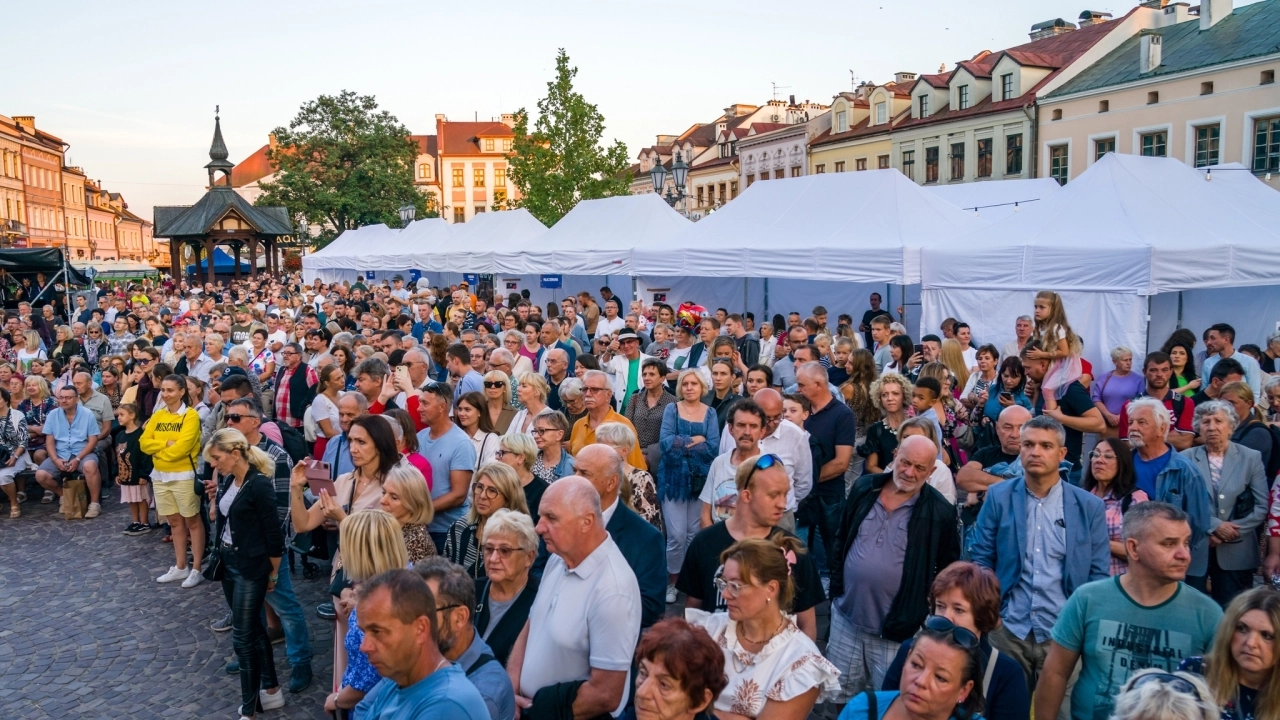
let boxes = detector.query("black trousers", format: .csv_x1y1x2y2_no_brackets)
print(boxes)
223,564,277,715
805,478,846,572
1186,547,1255,607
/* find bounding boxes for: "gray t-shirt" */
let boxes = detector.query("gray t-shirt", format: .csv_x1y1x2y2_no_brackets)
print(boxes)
836,493,917,634
482,595,517,643
416,424,477,533
698,453,741,523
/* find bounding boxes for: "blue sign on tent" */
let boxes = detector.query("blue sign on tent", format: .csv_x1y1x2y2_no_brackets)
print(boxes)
366,271,376,280
463,273,479,286
540,274,562,289
409,269,421,282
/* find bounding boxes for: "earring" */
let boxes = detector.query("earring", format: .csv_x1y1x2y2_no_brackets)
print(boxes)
766,598,771,603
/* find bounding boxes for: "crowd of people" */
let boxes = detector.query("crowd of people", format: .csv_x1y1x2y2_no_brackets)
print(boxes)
9,272,1280,720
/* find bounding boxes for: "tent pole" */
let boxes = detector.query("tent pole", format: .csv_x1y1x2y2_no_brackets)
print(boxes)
764,278,769,321
742,278,747,315
1146,295,1153,354
1176,291,1183,329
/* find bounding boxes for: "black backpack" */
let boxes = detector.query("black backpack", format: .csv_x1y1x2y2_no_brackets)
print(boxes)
275,422,310,465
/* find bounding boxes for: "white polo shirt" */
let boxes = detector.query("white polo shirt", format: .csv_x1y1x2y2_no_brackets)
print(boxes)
520,535,640,717
718,418,813,511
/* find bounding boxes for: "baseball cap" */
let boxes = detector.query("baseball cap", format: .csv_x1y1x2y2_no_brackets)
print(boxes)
220,366,249,381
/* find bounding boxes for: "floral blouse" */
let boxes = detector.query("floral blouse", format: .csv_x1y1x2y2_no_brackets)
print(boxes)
686,609,839,718
19,397,56,452
626,467,664,531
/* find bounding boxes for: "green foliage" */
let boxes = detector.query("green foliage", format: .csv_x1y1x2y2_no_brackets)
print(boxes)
504,49,631,226
256,90,436,249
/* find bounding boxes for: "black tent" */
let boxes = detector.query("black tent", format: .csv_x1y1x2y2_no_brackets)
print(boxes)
0,249,90,285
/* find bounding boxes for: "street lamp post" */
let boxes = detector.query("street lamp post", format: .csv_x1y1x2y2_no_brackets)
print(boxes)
649,151,690,211
398,204,416,229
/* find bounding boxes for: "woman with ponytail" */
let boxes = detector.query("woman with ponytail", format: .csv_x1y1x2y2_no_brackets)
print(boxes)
203,428,287,720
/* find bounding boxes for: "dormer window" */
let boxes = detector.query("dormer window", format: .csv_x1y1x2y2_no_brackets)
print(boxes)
875,102,887,125
484,138,495,151
1001,74,1014,101
918,95,929,118
958,86,970,110
836,111,848,133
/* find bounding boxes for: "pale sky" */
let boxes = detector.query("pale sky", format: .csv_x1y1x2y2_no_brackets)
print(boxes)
7,0,1182,222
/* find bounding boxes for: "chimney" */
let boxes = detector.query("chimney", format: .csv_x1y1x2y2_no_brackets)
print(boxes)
894,71,918,84
1077,10,1113,26
1140,30,1163,73
1154,2,1191,26
788,94,796,106
655,134,678,146
500,113,515,127
1200,0,1232,30
434,113,447,123
1029,18,1076,41
13,116,34,131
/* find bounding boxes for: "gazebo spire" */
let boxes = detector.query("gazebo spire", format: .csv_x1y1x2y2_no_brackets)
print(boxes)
205,106,235,187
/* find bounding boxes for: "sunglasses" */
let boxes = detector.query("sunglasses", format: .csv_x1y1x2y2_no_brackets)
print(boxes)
1129,672,1203,701
743,453,782,487
922,615,979,650
483,381,507,389
224,413,259,423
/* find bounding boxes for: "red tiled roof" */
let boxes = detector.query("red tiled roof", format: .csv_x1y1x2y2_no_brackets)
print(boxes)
689,155,737,173
810,108,912,148
745,122,789,136
230,144,274,188
897,12,1132,131
919,73,949,88
439,121,514,156
412,134,438,156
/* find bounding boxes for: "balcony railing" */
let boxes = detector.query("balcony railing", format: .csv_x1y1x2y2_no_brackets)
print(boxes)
2,219,27,235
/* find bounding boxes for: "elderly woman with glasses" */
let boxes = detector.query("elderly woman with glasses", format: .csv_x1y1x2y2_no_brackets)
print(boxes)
595,421,663,531
443,462,529,580
475,508,540,667
530,409,575,484
1184,400,1269,606
501,331,536,377
482,370,517,434
558,377,588,426
506,372,549,436
495,433,549,524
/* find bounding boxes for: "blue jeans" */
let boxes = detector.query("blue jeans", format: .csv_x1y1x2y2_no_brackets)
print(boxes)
224,565,277,716
264,561,312,669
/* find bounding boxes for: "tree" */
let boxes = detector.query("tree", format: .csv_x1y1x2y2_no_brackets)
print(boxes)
505,49,631,226
256,90,435,249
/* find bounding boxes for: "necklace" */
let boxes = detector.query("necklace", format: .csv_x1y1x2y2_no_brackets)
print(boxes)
738,615,787,645
731,616,787,674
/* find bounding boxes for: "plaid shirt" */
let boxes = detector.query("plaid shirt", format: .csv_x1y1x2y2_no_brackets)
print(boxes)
1101,488,1148,575
255,435,293,525
274,363,317,428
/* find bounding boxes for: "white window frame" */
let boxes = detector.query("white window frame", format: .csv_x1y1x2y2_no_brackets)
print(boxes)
1184,114,1227,168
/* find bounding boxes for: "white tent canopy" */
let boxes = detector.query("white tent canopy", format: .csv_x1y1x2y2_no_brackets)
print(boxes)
923,178,1061,223
436,209,547,273
491,194,688,275
301,219,452,282
632,169,988,283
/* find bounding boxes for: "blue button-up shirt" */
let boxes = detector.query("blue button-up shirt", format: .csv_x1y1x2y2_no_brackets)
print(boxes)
1004,481,1068,643
456,627,515,720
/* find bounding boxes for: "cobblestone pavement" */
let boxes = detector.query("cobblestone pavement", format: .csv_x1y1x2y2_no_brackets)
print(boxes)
0,490,333,720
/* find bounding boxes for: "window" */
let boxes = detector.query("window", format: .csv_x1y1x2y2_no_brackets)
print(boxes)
1252,117,1280,174
834,161,846,173
495,168,506,187
474,206,486,214
835,111,848,133
918,95,929,118
1140,131,1167,157
696,186,705,206
1051,109,1063,121
1099,100,1109,113
493,188,507,204
1264,70,1276,85
875,102,887,125
1095,137,1116,161
925,147,939,183
1194,125,1221,167
1001,73,1014,101
958,86,969,110
815,164,826,174
976,138,993,177
878,155,890,169
418,163,430,179
719,182,726,199
1148,91,1159,105
901,151,915,181
774,169,784,179
790,166,801,177
1049,145,1069,185
1006,134,1023,175
729,180,738,198
452,168,464,187
747,174,755,186
484,138,495,151
453,208,466,223
856,158,867,171
949,142,965,180
502,138,512,151
1200,81,1214,95
473,168,486,187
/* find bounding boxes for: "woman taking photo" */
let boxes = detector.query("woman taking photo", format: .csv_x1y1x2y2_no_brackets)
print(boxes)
530,410,575,483
475,508,541,666
142,375,205,588
660,369,719,601
960,345,1000,412
203,428,286,720
859,374,912,475
686,536,838,719
482,371,517,434
883,335,916,376
596,421,663,531
324,508,409,718
980,357,1031,426
881,563,1027,720
0,387,30,518
1180,586,1280,720
1083,437,1147,576
310,365,344,460
494,433,549,523
443,462,529,579
626,358,676,474
1092,346,1144,439
634,617,727,720
1185,400,1269,606
506,372,550,436
247,328,276,390
455,391,500,468
378,462,437,564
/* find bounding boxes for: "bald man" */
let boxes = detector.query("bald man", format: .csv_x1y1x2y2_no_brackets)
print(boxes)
717,388,813,528
508,477,641,719
575,444,666,630
957,405,1033,495
826,435,962,701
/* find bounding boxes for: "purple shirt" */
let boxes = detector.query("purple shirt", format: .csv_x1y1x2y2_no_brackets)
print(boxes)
1090,370,1145,415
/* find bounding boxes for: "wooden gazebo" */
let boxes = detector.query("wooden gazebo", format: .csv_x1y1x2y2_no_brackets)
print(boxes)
153,113,298,283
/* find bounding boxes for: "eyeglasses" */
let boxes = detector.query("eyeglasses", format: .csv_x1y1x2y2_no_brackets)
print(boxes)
584,386,610,394
482,544,521,559
1129,672,1203,701
531,427,560,436
713,571,748,597
472,484,500,500
225,413,259,423
922,615,979,650
435,603,463,614
1089,450,1117,461
483,381,507,389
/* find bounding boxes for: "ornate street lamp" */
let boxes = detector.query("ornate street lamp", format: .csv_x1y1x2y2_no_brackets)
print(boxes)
398,204,416,228
649,152,690,208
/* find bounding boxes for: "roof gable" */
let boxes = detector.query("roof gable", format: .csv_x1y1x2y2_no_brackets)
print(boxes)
154,187,293,238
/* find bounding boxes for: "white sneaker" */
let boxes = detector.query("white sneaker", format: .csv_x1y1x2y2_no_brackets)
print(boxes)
84,502,101,519
665,584,677,604
259,688,285,710
181,568,205,589
157,565,189,583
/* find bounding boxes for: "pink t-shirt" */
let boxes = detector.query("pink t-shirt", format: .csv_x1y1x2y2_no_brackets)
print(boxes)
404,452,434,491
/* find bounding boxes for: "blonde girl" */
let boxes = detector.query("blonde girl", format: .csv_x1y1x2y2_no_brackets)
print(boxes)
1025,290,1083,409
